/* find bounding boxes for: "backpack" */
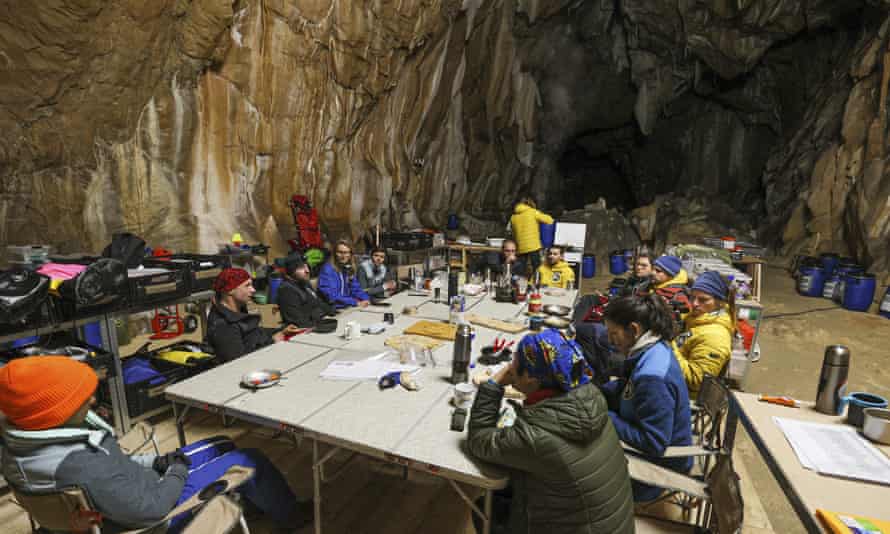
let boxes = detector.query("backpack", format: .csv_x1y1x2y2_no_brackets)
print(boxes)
0,269,50,325
102,232,146,269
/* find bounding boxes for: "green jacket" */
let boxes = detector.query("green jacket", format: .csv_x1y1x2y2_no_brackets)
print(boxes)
467,382,635,534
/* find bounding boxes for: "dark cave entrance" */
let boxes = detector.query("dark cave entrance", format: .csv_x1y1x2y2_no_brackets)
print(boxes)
556,143,637,212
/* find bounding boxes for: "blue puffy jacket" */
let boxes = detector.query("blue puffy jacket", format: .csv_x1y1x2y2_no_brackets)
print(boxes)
317,263,370,309
600,339,693,502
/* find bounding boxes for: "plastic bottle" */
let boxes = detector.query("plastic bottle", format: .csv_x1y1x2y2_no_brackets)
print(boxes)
528,286,543,313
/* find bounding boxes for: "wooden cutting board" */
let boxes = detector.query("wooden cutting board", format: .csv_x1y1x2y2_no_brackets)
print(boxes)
403,320,458,341
384,335,445,352
464,313,527,334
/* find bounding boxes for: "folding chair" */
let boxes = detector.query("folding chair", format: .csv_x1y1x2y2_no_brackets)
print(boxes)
12,465,255,534
630,453,744,533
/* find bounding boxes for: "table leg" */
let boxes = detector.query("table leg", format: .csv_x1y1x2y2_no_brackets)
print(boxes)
313,440,322,534
482,489,493,534
172,403,189,447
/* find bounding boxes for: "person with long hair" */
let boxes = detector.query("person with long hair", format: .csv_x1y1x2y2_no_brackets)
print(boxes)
672,270,735,398
317,239,370,309
601,294,693,502
509,196,554,273
467,329,635,534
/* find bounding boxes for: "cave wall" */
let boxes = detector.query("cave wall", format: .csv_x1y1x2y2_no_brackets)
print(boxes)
1,0,890,275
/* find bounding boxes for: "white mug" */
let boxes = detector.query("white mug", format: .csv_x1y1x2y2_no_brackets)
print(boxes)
452,382,475,408
344,321,361,340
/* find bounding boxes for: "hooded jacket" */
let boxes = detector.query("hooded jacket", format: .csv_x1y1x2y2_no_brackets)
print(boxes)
509,203,554,255
317,263,369,308
653,269,688,290
600,336,693,502
673,307,734,398
206,301,277,362
277,277,335,328
537,260,576,288
1,411,186,532
467,382,635,534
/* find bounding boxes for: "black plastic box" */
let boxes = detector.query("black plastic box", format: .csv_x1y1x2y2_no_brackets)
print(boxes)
144,254,231,293
0,337,116,380
382,232,434,251
127,267,190,307
104,356,186,418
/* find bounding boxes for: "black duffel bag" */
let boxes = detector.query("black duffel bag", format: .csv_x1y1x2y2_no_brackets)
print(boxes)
0,269,50,325
57,258,128,309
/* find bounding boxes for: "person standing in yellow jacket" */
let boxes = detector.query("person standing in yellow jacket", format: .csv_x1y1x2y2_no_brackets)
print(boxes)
509,197,553,273
671,271,734,399
537,246,576,288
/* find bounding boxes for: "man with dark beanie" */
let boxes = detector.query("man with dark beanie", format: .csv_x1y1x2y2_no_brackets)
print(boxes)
0,356,312,532
206,268,300,362
277,252,336,328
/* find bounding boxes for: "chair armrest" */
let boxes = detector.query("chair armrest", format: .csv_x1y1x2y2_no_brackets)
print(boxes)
163,465,255,521
626,456,708,500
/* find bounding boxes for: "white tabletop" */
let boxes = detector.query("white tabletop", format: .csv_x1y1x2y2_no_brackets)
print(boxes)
733,391,890,529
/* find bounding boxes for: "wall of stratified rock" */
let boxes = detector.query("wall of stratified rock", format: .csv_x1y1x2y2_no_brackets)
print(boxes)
1,0,889,275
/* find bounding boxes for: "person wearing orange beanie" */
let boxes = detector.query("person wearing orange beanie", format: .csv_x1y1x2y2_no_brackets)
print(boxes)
0,356,312,531
206,268,302,362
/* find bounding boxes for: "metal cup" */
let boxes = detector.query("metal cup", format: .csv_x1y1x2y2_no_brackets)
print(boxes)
383,312,395,324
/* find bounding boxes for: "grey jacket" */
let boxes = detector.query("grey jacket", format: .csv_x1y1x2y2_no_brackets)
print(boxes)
357,259,390,297
1,412,187,532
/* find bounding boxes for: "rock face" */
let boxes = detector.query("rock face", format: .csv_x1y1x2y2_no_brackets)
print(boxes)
1,0,889,279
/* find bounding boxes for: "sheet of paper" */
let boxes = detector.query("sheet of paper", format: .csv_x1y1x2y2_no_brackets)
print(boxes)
319,358,419,381
774,417,890,486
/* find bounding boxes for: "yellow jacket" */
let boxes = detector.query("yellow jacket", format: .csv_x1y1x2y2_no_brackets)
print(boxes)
672,307,733,398
510,203,554,254
537,261,575,288
654,269,688,290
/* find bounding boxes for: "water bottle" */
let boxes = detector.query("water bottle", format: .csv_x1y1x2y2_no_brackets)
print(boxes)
451,323,472,384
815,345,850,415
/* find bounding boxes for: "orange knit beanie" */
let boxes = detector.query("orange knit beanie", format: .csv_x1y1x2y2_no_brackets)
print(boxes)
0,356,98,430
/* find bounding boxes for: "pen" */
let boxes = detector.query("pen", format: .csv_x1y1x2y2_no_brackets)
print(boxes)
758,394,800,408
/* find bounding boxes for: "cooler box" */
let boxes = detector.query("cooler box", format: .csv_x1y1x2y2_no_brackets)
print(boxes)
127,267,190,307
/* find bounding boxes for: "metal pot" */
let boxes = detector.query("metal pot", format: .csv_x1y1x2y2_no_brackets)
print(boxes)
863,408,890,445
543,304,571,317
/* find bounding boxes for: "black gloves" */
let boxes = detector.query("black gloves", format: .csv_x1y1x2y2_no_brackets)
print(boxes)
152,450,191,473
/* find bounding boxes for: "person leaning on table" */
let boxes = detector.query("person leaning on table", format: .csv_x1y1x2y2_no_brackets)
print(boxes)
467,328,635,534
600,294,693,503
206,268,301,362
0,356,312,533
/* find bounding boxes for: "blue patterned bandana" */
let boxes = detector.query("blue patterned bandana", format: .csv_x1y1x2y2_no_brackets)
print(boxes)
516,329,593,391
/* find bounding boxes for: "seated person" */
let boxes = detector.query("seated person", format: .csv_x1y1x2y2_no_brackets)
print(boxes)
535,245,576,288
467,329,635,534
650,254,692,315
0,356,312,532
206,268,300,362
600,294,693,502
622,248,654,295
277,252,336,328
673,271,734,398
318,240,370,309
357,247,396,299
473,239,528,278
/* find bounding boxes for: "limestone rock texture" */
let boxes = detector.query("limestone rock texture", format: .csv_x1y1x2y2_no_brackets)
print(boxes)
0,0,889,279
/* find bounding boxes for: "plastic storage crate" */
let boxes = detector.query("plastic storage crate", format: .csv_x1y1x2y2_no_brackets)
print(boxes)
144,254,231,293
127,267,190,307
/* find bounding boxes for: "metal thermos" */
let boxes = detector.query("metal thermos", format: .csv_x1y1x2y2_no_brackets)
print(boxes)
451,323,472,384
448,270,459,302
815,345,850,415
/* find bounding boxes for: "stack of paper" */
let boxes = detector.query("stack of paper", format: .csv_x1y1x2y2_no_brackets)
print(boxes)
320,354,419,381
774,417,890,486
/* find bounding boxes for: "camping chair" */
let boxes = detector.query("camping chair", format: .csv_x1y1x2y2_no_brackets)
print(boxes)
12,465,255,534
630,453,744,533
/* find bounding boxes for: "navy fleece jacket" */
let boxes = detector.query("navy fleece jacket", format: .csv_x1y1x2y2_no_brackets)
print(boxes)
599,340,693,501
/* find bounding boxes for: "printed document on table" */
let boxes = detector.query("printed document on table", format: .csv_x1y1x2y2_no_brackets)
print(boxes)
774,417,890,486
320,357,419,381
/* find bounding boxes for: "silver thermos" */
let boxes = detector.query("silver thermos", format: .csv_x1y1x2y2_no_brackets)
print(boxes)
451,323,472,384
815,345,850,415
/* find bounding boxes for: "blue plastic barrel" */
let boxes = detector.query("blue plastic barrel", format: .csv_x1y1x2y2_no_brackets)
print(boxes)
797,265,826,297
268,274,283,304
820,253,840,274
582,255,596,278
794,256,819,279
822,273,841,299
609,251,627,275
83,321,103,347
832,262,863,303
842,273,876,312
539,223,555,248
879,286,890,319
11,336,39,348
447,213,459,230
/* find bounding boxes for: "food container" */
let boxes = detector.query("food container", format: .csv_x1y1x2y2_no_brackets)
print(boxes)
862,408,890,445
543,304,571,317
486,237,505,248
